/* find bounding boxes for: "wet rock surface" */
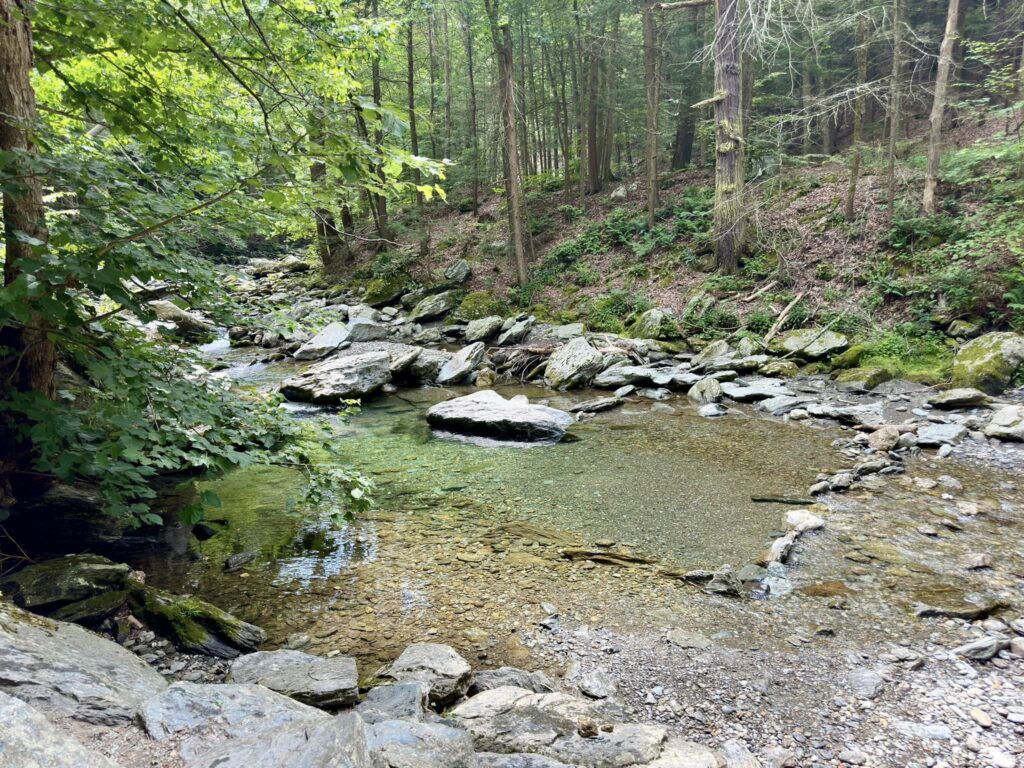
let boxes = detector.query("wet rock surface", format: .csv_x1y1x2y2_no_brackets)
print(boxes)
425,390,575,442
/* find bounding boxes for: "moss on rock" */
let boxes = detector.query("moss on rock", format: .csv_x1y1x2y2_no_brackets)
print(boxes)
950,332,1024,394
454,291,509,321
363,274,412,307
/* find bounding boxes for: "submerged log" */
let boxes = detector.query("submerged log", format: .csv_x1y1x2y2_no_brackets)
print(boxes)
561,548,658,567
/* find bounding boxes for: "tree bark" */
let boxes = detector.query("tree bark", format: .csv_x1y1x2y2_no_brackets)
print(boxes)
712,0,745,272
407,8,429,258
0,0,56,505
844,1,869,220
370,0,389,242
642,0,661,228
885,0,905,217
922,0,961,214
461,5,480,214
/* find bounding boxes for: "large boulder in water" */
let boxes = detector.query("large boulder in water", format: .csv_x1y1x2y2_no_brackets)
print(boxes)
0,601,167,725
426,390,574,442
951,332,1024,394
544,337,604,389
0,554,130,611
280,351,392,403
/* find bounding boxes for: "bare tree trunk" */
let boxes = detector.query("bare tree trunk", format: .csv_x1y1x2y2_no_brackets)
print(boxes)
923,0,961,214
407,9,429,259
571,0,587,204
461,5,480,214
586,14,603,194
485,0,532,285
886,0,905,217
370,0,389,242
310,114,345,270
801,45,813,155
713,0,745,272
642,0,661,228
0,0,56,505
844,1,869,220
442,8,452,158
600,8,621,183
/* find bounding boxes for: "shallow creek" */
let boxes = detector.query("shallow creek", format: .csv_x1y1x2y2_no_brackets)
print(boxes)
129,344,1024,676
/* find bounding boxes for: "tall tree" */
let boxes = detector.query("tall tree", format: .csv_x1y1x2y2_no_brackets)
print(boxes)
844,1,870,220
885,0,905,216
711,0,745,272
922,0,962,213
642,0,662,228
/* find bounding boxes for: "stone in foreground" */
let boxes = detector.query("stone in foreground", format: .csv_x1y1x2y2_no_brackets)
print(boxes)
426,390,575,442
0,691,120,768
367,719,476,768
451,685,666,767
544,337,605,389
380,643,473,708
294,322,350,359
985,405,1024,442
0,601,166,725
436,341,486,385
229,649,359,709
281,351,392,403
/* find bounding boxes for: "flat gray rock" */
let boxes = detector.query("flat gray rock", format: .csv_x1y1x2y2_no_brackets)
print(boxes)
426,390,575,443
188,711,370,768
757,395,817,416
927,387,988,408
544,337,605,389
465,316,504,342
356,682,429,724
367,719,476,768
295,322,350,359
916,422,967,447
720,380,792,402
346,320,390,342
497,316,535,346
985,405,1024,442
477,755,574,768
0,691,120,768
281,351,392,403
380,643,472,708
592,365,660,388
436,342,486,385
142,681,326,760
0,601,166,725
451,686,666,767
409,290,460,322
229,650,358,709
471,667,556,695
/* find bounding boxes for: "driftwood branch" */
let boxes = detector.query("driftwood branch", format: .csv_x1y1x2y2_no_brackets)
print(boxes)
762,291,805,344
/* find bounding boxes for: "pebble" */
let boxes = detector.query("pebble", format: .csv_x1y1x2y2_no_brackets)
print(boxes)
970,707,993,727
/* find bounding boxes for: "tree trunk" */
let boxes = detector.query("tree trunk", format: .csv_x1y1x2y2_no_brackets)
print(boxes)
801,45,813,155
844,2,869,220
922,0,961,214
586,15,603,194
713,0,745,272
885,0,905,217
461,6,480,214
370,0,389,242
310,114,345,270
484,0,532,285
0,0,56,506
642,0,661,228
407,9,430,258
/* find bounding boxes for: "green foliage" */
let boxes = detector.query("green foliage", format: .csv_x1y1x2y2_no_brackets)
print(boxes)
858,326,953,383
454,291,509,321
580,290,653,334
886,209,967,252
557,205,584,222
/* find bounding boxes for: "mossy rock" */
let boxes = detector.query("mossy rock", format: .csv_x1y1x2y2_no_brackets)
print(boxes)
759,359,799,378
0,554,131,611
801,362,831,376
363,274,412,307
51,589,129,625
950,332,1024,395
834,366,893,391
830,344,867,370
771,328,849,360
128,584,266,659
628,308,680,340
454,291,509,321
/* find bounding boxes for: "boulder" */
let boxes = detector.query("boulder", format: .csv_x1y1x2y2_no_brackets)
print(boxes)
356,682,429,724
367,719,476,768
772,329,849,360
630,308,675,340
426,390,575,442
380,643,473,708
951,332,1024,394
128,585,266,658
759,359,799,378
349,304,382,323
444,259,473,285
687,377,723,405
0,554,130,611
0,691,120,768
692,340,734,369
720,380,792,402
410,290,460,322
294,322,350,360
346,320,390,343
249,255,310,276
188,712,371,768
593,365,660,388
150,300,216,338
465,315,504,343
497,316,535,346
868,425,901,452
364,275,411,307
281,351,392,404
229,650,358,709
408,349,453,384
437,342,486,385
0,601,166,725
985,405,1024,442
470,667,555,695
928,388,989,409
544,337,605,389
551,323,586,341
916,422,967,447
451,686,666,767
834,366,892,392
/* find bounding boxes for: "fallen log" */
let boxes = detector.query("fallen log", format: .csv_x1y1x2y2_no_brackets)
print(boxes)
561,548,658,567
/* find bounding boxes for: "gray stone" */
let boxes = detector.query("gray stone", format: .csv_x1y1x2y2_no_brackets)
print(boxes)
848,668,884,699
806,401,884,426
592,365,659,388
951,332,1024,394
150,300,215,337
281,351,392,403
667,629,712,650
295,322,350,360
0,691,120,768
544,337,605,389
927,387,989,408
699,403,728,418
410,290,460,322
951,635,1009,661
188,711,370,768
0,601,166,725
426,390,575,442
436,342,487,385
570,396,624,414
985,405,1024,442
916,422,967,447
0,554,130,610
349,304,382,323
497,316,535,346
773,329,848,359
477,755,573,768
720,380,792,402
465,316,504,342
368,719,476,768
630,308,673,339
757,395,817,416
451,686,666,767
346,320,390,343
648,739,725,767
704,569,742,597
692,340,734,369
720,739,762,768
551,323,586,340
687,377,723,405
408,348,453,383
356,683,429,724
380,643,472,708
578,669,617,699
444,259,472,284
229,650,358,709
471,667,556,695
